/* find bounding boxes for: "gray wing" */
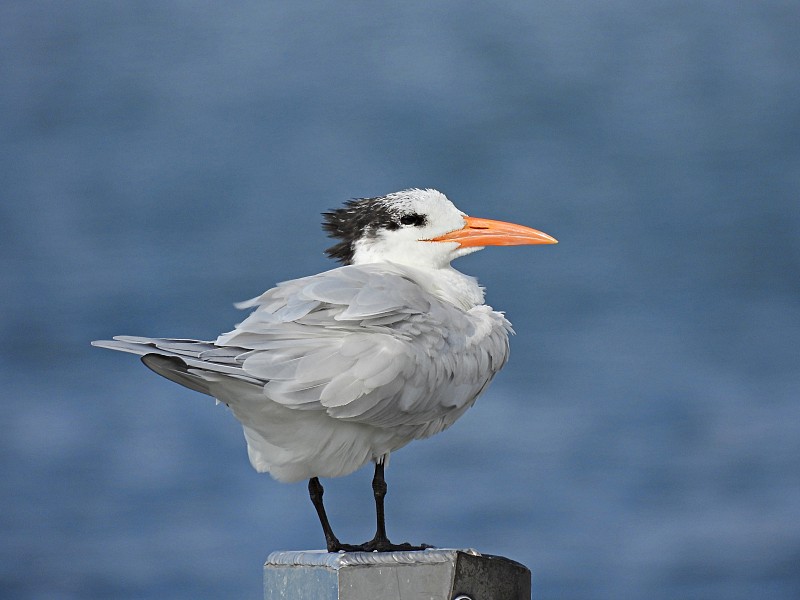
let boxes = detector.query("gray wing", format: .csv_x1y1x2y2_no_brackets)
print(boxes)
94,264,511,431
216,264,511,430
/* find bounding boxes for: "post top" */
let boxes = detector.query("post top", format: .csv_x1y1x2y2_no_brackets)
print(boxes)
265,548,481,569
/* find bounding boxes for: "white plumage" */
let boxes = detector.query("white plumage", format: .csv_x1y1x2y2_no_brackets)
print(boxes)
93,188,556,551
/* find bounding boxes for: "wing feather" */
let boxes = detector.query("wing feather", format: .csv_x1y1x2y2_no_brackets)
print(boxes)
221,265,511,431
95,263,512,437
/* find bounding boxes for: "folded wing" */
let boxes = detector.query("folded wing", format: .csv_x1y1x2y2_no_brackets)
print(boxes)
94,264,511,433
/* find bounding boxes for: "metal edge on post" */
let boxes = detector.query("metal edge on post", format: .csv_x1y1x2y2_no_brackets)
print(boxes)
265,547,479,568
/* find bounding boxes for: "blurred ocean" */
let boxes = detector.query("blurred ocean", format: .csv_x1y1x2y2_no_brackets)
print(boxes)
2,2,799,598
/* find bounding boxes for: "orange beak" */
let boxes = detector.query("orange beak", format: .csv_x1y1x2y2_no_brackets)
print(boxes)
430,216,558,247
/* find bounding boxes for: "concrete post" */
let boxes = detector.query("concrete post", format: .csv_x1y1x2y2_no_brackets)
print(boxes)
264,548,531,599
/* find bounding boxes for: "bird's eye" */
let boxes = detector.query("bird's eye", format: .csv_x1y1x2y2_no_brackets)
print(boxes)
399,213,426,227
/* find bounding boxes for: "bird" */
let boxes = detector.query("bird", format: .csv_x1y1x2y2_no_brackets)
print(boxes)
92,188,557,552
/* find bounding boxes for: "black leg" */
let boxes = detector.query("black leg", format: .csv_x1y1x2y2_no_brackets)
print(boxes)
308,477,349,552
360,459,432,552
308,465,433,553
369,460,390,547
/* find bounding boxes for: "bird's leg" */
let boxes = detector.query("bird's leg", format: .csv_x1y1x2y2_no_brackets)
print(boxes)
308,477,358,553
360,459,432,552
370,459,390,546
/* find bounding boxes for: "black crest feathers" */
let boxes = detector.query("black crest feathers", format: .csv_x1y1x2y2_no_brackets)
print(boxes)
322,197,401,264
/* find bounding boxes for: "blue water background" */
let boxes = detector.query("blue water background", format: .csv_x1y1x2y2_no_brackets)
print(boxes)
2,2,799,598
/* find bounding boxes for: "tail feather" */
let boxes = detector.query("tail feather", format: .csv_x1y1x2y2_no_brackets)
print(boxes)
91,336,265,393
141,354,213,396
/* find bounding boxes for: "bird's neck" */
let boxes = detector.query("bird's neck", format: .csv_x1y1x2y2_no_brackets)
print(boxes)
429,266,486,309
383,262,486,310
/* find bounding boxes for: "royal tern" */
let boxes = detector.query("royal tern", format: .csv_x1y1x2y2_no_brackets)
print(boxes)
93,188,556,552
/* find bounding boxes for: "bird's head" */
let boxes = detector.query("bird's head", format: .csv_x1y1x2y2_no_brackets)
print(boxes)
323,188,557,268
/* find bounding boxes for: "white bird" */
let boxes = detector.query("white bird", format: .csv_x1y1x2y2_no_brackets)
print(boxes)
92,188,557,552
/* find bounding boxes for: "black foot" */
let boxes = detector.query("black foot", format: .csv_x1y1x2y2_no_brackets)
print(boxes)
329,537,435,553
